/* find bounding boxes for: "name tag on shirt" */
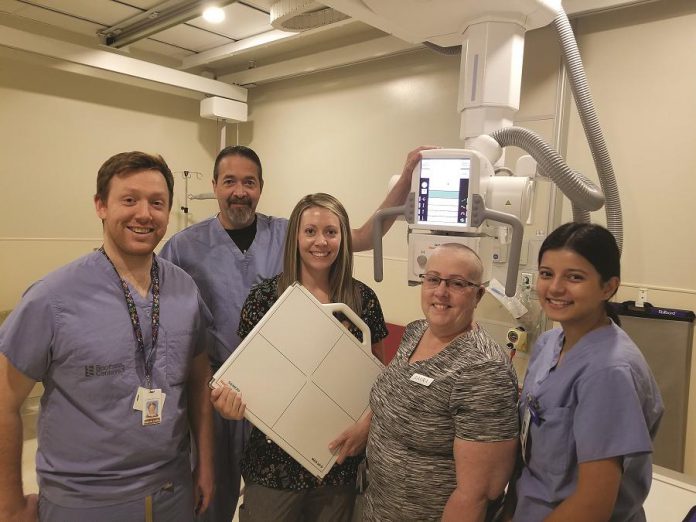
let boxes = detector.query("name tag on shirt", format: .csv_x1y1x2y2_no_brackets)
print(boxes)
410,373,434,386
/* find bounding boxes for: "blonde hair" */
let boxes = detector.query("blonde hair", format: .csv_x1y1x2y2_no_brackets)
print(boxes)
277,193,361,314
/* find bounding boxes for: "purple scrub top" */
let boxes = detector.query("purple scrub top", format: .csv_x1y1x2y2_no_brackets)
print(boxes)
0,251,212,508
514,323,663,522
160,214,287,365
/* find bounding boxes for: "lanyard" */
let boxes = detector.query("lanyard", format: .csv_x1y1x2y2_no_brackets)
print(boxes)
525,393,544,426
99,247,160,389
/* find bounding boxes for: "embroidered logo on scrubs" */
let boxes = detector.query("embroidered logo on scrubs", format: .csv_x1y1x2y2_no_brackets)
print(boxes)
84,363,126,377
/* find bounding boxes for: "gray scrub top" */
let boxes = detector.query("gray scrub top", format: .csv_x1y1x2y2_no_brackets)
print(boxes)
514,323,664,522
0,252,213,508
160,214,287,364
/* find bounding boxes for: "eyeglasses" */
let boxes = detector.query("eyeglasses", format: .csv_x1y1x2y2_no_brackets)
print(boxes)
418,273,481,293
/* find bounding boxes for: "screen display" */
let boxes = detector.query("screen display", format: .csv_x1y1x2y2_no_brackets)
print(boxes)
417,157,470,226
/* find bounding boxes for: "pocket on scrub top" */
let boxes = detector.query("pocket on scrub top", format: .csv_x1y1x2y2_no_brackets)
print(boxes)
165,329,196,386
531,406,575,474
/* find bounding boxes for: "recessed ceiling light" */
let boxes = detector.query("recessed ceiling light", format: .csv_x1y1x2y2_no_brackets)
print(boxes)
202,6,225,23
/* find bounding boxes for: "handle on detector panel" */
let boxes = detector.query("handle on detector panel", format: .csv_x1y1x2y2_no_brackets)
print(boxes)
470,194,524,297
372,193,416,282
323,303,372,351
372,206,406,282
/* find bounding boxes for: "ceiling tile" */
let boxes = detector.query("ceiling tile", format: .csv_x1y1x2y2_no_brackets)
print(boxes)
0,0,24,14
240,0,273,11
22,0,141,25
131,37,196,59
188,2,272,40
120,0,161,8
11,4,105,36
154,23,233,52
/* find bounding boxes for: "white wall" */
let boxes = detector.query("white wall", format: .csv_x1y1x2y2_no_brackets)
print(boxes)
0,51,220,310
565,0,696,474
244,26,564,326
242,49,464,323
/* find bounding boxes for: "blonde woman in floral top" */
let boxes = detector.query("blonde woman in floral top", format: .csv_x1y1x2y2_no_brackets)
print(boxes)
211,193,387,521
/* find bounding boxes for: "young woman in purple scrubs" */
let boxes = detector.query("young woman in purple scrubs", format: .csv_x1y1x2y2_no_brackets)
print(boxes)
509,223,663,522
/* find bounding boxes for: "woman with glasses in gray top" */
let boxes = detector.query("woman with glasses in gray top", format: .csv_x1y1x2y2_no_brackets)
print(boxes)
364,243,519,522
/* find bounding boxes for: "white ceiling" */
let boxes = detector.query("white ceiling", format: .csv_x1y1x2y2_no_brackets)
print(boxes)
0,0,660,91
0,0,387,74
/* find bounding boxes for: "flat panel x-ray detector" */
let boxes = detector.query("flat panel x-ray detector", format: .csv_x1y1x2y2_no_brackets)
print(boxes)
210,283,383,478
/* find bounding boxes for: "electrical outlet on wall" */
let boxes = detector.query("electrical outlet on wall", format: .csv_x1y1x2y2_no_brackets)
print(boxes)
520,272,534,288
636,287,648,307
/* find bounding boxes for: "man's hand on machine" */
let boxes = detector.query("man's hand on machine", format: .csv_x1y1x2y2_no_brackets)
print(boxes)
400,146,439,182
210,385,246,420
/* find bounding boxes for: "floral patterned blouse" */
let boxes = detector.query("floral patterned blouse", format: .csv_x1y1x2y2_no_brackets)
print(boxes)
238,274,388,490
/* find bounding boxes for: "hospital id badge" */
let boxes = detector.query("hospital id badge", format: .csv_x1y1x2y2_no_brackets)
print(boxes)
520,406,531,465
134,386,166,410
142,388,163,426
133,386,148,411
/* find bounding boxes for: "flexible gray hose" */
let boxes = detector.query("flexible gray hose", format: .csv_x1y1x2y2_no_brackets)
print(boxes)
572,204,591,223
490,126,604,214
554,10,623,251
568,170,596,222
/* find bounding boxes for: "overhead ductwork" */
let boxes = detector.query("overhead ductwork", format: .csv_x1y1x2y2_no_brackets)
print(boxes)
270,0,349,32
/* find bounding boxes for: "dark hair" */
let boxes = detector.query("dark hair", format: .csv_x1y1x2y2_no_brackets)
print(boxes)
213,145,263,187
96,152,174,208
539,222,621,325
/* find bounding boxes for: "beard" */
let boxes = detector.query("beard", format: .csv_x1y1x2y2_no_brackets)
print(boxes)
223,197,255,228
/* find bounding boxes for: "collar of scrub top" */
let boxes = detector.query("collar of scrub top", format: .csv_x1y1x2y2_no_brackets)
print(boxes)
99,247,160,390
524,333,565,423
528,324,618,423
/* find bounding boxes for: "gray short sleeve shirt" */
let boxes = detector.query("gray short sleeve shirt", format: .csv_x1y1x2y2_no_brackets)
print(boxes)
365,320,519,521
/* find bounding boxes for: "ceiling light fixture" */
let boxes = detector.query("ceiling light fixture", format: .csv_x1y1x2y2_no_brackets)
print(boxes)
98,0,236,49
202,6,226,23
